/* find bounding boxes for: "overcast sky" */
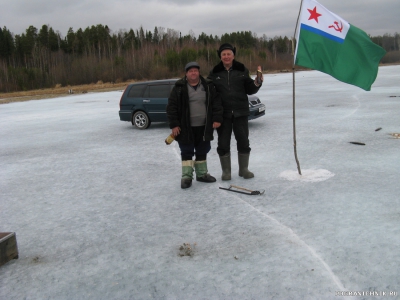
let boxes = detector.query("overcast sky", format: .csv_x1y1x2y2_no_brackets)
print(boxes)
1,0,399,39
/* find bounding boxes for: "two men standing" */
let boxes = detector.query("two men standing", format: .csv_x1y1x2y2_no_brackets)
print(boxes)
167,43,263,189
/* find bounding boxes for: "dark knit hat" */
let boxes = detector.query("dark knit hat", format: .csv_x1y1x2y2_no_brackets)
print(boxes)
217,43,236,58
185,61,200,72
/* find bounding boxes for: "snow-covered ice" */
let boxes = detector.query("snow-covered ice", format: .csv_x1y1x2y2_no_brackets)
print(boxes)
279,169,335,182
1,66,399,299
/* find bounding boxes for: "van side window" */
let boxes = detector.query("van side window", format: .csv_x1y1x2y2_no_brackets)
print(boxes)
148,84,171,98
127,84,146,98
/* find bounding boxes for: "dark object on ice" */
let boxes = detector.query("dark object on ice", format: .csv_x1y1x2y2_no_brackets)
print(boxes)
219,185,265,195
0,232,18,267
375,127,382,131
349,142,366,145
179,243,196,256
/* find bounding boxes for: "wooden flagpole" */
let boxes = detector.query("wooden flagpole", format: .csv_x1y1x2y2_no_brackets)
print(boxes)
292,0,303,175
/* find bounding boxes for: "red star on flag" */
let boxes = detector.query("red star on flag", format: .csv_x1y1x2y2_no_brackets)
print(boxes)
308,6,322,23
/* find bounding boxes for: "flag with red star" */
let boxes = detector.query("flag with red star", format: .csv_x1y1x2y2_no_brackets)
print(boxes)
294,0,386,91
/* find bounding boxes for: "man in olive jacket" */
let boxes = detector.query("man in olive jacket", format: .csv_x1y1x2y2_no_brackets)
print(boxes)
167,62,223,189
208,43,263,180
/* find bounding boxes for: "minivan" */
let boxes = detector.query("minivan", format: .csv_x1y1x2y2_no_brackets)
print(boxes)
119,79,265,129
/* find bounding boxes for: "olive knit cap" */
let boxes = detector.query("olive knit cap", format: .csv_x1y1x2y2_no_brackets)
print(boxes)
217,43,236,58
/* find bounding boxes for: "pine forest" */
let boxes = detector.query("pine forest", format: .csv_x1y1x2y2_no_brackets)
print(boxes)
0,24,399,93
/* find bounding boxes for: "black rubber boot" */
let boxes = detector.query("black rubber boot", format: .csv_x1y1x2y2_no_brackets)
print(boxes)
196,173,217,183
181,178,192,189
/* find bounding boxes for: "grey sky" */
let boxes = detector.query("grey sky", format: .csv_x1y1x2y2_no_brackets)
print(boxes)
1,0,399,39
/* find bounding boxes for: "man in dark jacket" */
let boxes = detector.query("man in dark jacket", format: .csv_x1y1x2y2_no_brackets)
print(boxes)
167,62,223,189
208,43,263,180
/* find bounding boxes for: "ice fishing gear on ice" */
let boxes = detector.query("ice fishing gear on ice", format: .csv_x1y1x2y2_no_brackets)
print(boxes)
219,185,265,195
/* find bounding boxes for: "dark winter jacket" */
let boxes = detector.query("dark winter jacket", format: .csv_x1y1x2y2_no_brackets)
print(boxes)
208,60,261,118
166,75,223,144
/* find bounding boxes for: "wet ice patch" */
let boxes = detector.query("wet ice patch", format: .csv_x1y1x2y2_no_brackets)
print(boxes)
279,169,334,182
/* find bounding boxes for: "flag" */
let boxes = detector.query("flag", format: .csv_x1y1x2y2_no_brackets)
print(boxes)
294,0,386,91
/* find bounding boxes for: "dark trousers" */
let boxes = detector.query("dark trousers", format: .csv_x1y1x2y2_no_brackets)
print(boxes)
178,126,211,161
216,115,251,156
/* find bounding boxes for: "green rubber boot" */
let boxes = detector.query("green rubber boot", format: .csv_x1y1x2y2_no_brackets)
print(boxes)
219,152,231,181
238,153,254,179
181,160,194,189
195,160,216,183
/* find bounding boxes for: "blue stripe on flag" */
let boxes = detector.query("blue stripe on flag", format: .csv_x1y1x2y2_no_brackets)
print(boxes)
301,23,344,44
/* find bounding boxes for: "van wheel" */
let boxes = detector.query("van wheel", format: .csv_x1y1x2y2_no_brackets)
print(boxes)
132,111,151,129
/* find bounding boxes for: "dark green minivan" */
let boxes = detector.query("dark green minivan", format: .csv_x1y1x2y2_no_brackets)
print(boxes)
119,79,265,129
119,79,177,129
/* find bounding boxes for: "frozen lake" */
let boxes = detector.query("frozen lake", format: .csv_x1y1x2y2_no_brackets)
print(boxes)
1,65,399,299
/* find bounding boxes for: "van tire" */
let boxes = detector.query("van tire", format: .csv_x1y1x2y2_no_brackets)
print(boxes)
132,111,151,129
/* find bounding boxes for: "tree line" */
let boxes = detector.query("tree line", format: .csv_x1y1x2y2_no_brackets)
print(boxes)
0,24,399,93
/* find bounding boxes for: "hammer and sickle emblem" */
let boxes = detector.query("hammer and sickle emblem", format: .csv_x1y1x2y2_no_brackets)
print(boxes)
329,21,343,32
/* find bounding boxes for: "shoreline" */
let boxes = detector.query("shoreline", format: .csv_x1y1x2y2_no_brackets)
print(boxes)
1,64,396,105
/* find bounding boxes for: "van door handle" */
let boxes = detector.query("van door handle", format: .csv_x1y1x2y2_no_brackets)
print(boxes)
143,99,150,103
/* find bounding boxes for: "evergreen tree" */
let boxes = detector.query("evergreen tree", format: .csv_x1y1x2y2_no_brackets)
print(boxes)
48,28,59,51
153,27,159,44
0,26,15,59
38,25,49,48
